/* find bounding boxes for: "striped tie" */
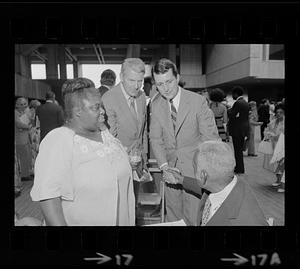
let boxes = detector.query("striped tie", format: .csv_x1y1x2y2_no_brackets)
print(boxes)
170,99,177,131
201,198,212,226
129,97,137,120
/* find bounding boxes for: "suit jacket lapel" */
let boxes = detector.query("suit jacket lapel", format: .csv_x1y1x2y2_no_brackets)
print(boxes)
136,92,144,126
206,205,232,226
116,85,139,132
160,97,176,141
175,89,190,136
206,179,245,226
136,92,146,138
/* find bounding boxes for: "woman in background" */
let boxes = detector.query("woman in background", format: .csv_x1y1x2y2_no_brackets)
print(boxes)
209,88,228,142
29,99,41,169
264,103,285,188
15,97,33,180
247,101,263,156
14,141,22,197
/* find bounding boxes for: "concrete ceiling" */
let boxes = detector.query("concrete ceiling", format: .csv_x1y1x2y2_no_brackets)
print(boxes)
22,44,164,65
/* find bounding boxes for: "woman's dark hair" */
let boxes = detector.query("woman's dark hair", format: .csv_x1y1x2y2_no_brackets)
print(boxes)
209,88,225,102
62,77,97,121
275,102,285,113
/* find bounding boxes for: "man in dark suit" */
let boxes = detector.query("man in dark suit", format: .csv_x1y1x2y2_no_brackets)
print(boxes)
165,140,268,226
227,86,249,174
98,69,116,97
258,98,270,140
36,90,64,142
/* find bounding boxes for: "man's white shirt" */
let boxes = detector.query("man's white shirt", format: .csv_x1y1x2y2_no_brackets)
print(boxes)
120,83,138,114
202,176,238,226
167,87,181,112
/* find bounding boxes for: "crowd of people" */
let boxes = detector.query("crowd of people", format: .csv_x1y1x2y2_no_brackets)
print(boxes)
14,57,284,226
14,91,64,198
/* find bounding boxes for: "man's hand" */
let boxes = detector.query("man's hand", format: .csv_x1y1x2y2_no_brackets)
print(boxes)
162,170,177,184
161,165,182,184
165,167,184,185
130,160,141,171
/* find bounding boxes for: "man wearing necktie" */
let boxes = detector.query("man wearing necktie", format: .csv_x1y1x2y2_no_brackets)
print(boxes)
102,58,148,219
164,141,269,226
149,58,220,226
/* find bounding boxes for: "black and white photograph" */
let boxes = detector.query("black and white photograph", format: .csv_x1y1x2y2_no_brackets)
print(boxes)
14,44,285,227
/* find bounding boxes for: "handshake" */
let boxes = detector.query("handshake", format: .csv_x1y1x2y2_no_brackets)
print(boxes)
161,165,184,185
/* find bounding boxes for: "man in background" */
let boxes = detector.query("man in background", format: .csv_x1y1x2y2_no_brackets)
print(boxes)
36,90,64,142
227,86,249,175
98,69,117,97
258,98,270,140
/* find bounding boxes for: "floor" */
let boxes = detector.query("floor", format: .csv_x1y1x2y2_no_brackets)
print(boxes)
15,127,284,226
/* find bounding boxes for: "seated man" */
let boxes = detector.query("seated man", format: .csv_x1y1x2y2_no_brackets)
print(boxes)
165,141,268,226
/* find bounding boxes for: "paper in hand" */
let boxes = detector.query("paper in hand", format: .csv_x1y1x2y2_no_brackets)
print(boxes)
133,169,153,183
144,219,187,226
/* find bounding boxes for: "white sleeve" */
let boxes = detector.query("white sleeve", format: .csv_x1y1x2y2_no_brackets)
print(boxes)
30,129,74,201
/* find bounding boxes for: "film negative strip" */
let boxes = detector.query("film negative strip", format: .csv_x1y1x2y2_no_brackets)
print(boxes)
5,1,300,267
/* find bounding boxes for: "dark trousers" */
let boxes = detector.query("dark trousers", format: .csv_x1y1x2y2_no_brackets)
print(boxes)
133,180,140,208
260,123,268,140
232,134,245,174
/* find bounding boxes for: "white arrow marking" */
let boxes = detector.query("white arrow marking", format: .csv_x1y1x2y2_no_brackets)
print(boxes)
84,252,112,265
221,253,249,266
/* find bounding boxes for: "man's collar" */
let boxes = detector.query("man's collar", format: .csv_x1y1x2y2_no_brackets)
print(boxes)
168,86,181,103
173,86,181,101
208,175,237,202
236,96,244,101
120,83,131,100
46,100,53,103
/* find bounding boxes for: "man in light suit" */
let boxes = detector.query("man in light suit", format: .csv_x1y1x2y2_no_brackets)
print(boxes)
36,90,64,142
166,141,268,226
227,86,250,174
149,58,220,226
102,58,148,212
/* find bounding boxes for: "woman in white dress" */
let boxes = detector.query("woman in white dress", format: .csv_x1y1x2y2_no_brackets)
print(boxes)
30,78,135,226
264,103,285,189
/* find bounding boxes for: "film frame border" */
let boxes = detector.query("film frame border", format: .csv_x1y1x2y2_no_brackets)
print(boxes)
5,2,300,267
